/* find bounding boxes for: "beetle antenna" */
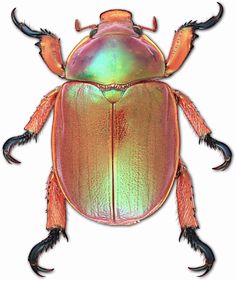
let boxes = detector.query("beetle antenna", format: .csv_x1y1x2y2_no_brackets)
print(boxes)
138,16,157,32
75,19,97,32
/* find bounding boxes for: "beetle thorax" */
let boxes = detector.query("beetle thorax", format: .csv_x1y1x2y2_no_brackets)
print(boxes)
65,10,165,85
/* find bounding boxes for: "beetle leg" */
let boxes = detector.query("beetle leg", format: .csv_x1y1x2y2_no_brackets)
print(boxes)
28,228,68,277
179,228,215,277
11,9,65,77
2,88,59,164
24,88,59,134
46,171,67,231
165,3,223,76
176,160,215,276
176,161,198,229
174,89,232,171
28,170,67,277
200,134,232,170
3,131,35,164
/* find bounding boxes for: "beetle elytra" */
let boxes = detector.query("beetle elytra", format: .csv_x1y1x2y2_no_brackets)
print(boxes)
3,3,232,277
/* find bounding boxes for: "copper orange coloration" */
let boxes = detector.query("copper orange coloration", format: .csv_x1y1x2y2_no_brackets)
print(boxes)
100,10,132,22
165,27,195,76
4,4,231,277
25,88,59,134
174,90,212,136
52,82,179,225
39,36,65,77
46,171,66,230
176,161,198,229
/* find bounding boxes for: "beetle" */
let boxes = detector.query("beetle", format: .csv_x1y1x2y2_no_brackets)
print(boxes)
3,3,232,277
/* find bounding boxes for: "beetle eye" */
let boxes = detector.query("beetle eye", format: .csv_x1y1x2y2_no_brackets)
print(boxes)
89,28,98,37
133,26,143,36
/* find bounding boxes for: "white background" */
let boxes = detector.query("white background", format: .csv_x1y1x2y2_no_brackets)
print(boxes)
0,0,235,280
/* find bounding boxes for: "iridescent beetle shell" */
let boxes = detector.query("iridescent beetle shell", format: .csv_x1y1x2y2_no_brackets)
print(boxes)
53,81,179,224
66,10,165,84
53,10,179,224
5,5,230,276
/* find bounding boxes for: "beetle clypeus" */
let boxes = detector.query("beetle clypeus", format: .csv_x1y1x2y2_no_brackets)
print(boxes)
3,3,232,277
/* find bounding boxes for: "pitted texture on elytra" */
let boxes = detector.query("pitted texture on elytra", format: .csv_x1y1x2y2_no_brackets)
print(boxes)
53,81,179,225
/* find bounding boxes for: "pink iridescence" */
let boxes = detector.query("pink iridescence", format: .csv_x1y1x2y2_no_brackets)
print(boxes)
53,81,179,225
66,22,165,84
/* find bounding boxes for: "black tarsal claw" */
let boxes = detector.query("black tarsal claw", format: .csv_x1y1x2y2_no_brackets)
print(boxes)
180,227,215,277
62,229,69,242
2,131,35,164
200,133,232,171
28,228,68,277
11,8,55,38
181,3,223,30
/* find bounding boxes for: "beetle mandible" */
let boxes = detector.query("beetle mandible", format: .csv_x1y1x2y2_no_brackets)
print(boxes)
3,3,232,277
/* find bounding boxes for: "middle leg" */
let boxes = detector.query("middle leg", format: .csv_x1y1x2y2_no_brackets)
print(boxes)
174,89,232,170
176,160,215,277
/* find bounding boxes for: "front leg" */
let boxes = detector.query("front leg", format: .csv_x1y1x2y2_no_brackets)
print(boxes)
3,88,59,164
173,89,232,170
165,3,223,77
11,9,65,78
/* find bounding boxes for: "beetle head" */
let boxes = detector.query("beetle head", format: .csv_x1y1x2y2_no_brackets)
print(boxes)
100,10,132,22
75,9,157,38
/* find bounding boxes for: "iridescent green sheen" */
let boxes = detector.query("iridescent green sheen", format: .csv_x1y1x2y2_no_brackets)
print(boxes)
54,83,113,221
53,81,179,225
112,83,179,222
55,15,175,225
81,39,133,83
66,83,102,104
102,89,124,103
65,35,165,84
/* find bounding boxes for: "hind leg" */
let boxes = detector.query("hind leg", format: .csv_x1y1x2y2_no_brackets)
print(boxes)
176,160,215,277
28,170,67,277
